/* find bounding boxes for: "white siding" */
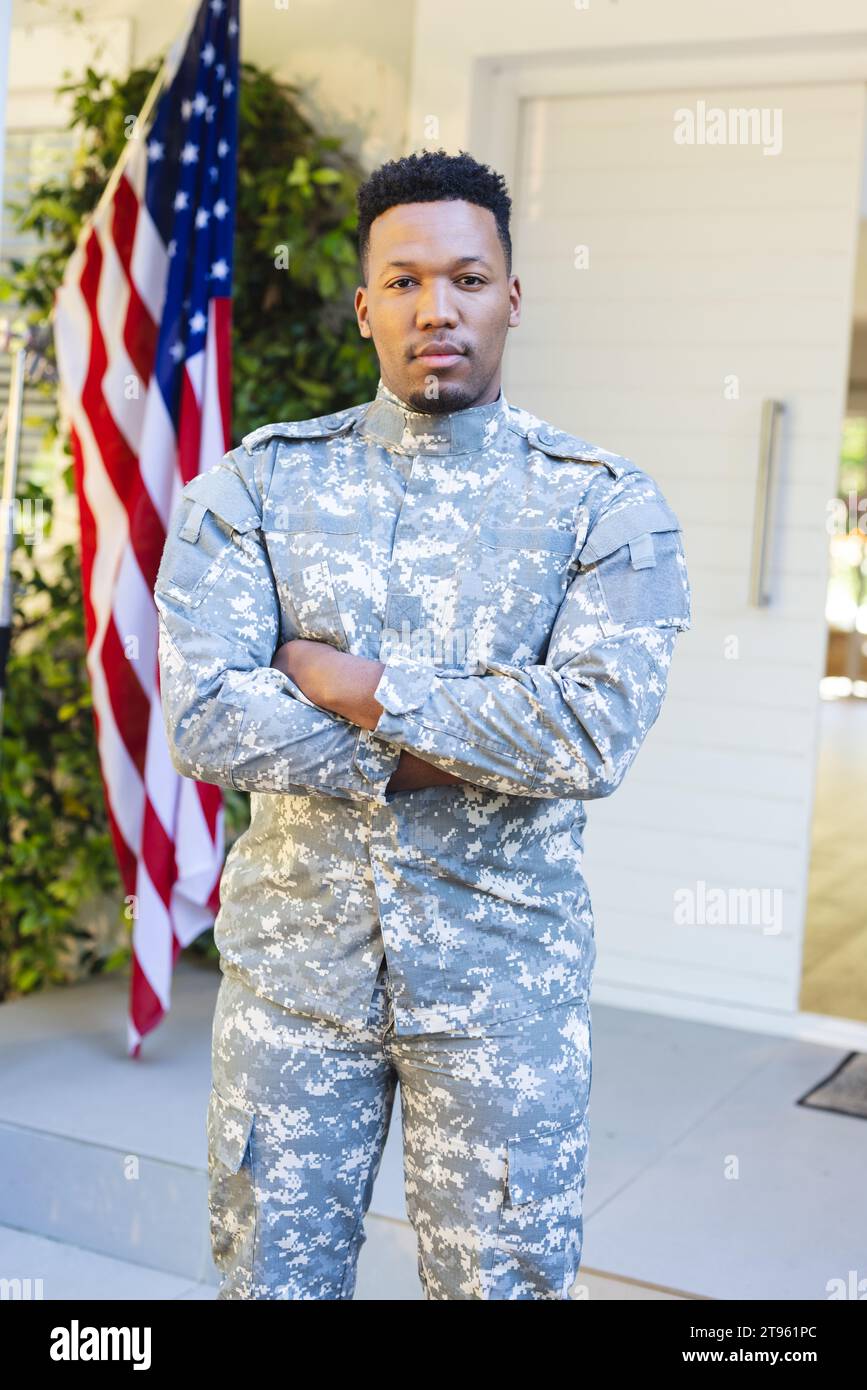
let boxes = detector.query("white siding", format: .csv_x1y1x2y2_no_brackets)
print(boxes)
508,82,865,1012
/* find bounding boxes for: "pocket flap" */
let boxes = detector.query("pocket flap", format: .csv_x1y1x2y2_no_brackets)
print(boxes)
579,499,681,565
478,522,577,555
505,1120,586,1205
207,1088,255,1173
181,467,261,535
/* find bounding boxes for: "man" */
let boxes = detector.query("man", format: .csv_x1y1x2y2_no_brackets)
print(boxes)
155,149,691,1301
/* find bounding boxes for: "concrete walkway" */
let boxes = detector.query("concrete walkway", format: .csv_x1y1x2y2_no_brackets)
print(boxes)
0,957,862,1300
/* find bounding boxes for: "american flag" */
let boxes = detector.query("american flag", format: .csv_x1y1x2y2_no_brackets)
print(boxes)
52,0,240,1056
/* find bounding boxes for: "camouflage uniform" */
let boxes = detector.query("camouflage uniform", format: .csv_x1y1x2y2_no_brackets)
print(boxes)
208,954,593,1299
155,378,691,1298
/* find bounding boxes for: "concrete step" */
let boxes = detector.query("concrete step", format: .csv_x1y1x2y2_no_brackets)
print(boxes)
0,1224,217,1300
0,1215,426,1300
0,959,419,1294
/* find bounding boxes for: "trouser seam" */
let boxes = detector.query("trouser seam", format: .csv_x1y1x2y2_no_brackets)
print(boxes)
248,1122,259,1297
337,1180,370,1299
481,1148,508,1300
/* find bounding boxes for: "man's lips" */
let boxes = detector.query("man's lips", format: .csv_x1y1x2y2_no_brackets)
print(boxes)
414,346,466,368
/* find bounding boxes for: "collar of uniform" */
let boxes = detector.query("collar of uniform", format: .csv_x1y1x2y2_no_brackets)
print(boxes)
358,378,511,456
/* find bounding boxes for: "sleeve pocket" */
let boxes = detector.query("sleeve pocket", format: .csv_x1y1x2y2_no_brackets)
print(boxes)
578,499,691,635
155,467,261,607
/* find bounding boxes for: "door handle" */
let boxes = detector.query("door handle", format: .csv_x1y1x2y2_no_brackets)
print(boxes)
749,399,785,607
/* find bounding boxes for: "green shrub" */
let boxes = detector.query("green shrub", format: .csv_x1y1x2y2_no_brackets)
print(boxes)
0,56,376,998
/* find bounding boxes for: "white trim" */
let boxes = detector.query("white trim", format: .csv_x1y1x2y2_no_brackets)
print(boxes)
468,33,867,188
593,982,867,1050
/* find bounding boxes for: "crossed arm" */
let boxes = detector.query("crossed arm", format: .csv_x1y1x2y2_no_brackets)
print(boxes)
269,639,466,792
156,450,690,803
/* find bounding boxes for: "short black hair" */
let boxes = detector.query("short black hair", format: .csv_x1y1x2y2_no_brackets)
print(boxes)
356,148,512,281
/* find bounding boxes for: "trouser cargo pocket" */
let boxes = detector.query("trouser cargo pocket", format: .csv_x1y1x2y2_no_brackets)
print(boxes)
207,1087,257,1297
484,1114,589,1300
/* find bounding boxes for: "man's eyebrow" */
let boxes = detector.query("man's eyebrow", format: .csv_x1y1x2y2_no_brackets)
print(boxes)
380,255,496,273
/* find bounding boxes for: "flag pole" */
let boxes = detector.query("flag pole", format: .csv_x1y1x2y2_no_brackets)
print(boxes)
83,79,165,236
74,0,202,240
0,344,25,758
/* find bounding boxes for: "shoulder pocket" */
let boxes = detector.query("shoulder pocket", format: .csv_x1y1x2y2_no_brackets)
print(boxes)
180,467,261,532
578,500,691,634
155,467,261,608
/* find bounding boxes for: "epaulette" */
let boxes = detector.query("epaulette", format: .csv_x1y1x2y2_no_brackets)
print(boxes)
240,403,367,454
509,408,637,480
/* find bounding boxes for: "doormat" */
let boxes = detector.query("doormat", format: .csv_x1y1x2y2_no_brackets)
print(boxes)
797,1051,867,1120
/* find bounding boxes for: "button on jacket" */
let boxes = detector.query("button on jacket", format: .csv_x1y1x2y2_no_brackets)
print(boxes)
154,379,692,1035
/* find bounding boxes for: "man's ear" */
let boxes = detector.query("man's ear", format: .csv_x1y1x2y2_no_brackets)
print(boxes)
354,286,372,339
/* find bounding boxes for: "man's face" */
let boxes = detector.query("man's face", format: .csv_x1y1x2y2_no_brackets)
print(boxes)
354,199,521,414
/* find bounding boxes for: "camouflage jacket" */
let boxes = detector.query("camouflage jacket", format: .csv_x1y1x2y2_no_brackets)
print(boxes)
154,378,692,1034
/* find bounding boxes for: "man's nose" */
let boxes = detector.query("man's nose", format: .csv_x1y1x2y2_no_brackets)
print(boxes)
415,281,459,329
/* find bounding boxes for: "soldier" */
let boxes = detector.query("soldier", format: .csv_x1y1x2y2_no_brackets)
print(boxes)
155,148,692,1300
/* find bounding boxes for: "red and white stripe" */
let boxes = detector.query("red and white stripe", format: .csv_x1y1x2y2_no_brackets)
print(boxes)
53,108,228,1057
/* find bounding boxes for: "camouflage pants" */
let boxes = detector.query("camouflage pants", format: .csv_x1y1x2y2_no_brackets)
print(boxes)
207,957,593,1300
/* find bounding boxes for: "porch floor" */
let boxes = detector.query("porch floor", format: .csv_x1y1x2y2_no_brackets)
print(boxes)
0,956,862,1301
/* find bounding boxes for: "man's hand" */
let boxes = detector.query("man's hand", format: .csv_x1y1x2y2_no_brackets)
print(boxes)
386,749,466,791
271,639,466,790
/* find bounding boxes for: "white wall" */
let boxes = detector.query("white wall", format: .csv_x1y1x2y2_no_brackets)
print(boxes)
407,0,867,152
0,0,11,261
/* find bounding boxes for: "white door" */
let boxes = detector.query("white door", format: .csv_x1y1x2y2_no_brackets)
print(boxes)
507,82,865,1016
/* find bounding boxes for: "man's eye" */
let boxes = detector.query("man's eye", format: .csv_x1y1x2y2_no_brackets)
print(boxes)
387,275,485,289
